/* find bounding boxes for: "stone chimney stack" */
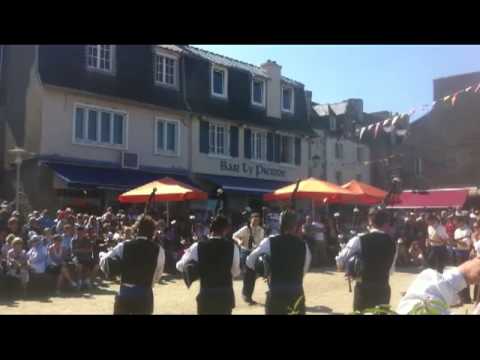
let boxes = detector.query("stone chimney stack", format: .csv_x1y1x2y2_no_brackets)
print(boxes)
260,60,282,119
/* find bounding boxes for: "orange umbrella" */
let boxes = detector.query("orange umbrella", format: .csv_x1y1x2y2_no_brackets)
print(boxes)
263,177,357,203
341,180,387,205
118,177,208,203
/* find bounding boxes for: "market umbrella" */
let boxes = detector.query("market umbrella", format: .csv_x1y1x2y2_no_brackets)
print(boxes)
118,177,208,222
263,177,357,203
341,180,387,205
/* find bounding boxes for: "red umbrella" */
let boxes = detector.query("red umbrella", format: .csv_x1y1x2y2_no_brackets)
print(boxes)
341,180,387,205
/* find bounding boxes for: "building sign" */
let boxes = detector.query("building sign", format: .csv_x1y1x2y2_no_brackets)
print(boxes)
220,160,286,178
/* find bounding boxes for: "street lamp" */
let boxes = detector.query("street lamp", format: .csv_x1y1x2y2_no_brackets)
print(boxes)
8,147,32,213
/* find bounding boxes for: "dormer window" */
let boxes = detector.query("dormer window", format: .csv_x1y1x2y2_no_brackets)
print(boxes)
86,45,114,73
281,86,294,113
251,77,266,107
329,116,337,131
154,49,178,88
211,65,228,99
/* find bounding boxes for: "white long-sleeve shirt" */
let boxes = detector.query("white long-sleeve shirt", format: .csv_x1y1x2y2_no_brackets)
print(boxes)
396,268,470,314
335,229,397,275
99,237,165,288
245,236,311,275
176,237,241,278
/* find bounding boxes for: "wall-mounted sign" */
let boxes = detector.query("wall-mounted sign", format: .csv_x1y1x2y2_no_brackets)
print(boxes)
220,160,286,178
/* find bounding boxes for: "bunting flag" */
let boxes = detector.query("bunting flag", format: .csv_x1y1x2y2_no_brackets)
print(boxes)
357,80,480,141
451,91,461,106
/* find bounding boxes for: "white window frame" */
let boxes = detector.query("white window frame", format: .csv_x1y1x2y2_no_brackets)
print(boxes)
276,132,295,165
281,85,294,113
72,103,128,150
250,129,268,162
86,45,115,74
330,116,337,131
153,49,179,88
208,121,230,157
211,65,228,99
154,117,181,157
414,157,423,176
251,77,266,107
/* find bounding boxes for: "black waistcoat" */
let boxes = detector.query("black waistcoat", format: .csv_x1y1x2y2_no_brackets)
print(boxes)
121,237,159,288
270,235,306,291
198,237,233,290
360,231,396,284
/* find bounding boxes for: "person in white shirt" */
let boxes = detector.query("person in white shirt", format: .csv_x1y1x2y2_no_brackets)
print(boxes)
425,214,449,273
471,221,480,303
232,212,265,305
176,215,240,315
454,214,473,304
397,256,480,314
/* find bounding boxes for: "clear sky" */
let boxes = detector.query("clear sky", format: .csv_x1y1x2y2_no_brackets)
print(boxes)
196,45,480,119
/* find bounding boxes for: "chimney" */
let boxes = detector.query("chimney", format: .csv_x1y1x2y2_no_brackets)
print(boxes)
305,90,312,122
260,60,282,119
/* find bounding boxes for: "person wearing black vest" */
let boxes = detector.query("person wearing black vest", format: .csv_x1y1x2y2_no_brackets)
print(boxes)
336,207,396,312
246,210,311,315
99,215,165,315
176,215,240,315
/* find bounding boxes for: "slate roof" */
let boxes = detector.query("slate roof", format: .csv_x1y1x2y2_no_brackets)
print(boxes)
157,45,304,87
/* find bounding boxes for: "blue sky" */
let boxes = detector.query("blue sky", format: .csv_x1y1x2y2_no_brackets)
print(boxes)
197,45,480,119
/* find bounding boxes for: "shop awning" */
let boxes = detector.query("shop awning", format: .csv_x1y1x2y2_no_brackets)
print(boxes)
387,188,469,209
47,163,195,191
197,174,290,194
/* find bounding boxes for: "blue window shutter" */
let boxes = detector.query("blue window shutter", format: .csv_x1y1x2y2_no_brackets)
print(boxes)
200,120,209,153
274,134,281,163
244,129,252,159
230,126,239,157
295,137,301,165
267,132,274,162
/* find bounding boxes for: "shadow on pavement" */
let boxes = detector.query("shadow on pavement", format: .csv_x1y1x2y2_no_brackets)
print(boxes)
306,305,333,314
308,267,337,275
0,298,19,307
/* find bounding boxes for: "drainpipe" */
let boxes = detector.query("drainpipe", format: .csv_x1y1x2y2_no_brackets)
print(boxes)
181,55,193,177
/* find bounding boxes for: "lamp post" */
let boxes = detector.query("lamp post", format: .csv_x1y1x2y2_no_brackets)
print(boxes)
7,147,31,213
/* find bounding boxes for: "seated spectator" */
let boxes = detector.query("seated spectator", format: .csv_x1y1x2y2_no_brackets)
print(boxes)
409,241,425,267
7,217,20,237
7,238,29,295
61,224,74,252
72,225,95,289
47,235,77,294
38,209,55,230
26,235,48,274
43,227,53,247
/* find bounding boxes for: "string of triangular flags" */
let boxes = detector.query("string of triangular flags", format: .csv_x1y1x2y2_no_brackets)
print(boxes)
329,153,403,168
358,81,480,141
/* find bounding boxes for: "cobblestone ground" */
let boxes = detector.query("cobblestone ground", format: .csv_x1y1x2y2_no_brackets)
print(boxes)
0,267,474,315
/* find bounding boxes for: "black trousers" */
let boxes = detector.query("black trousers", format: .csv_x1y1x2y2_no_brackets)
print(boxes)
353,282,391,312
196,289,235,315
265,291,306,315
427,246,448,274
114,292,154,315
242,268,257,300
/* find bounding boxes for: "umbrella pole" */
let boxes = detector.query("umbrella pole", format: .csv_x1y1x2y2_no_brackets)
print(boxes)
312,198,315,220
166,201,170,224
